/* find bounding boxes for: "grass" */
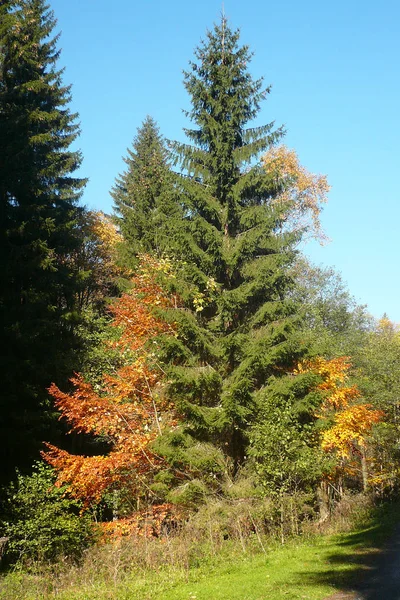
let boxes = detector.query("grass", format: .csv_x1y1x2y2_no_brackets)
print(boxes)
1,499,400,600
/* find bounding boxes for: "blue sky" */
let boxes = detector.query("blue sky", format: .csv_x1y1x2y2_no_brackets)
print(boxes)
50,0,400,322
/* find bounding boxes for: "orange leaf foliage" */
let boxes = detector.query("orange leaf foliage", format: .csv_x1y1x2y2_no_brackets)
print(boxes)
109,255,176,353
99,503,183,541
43,256,179,509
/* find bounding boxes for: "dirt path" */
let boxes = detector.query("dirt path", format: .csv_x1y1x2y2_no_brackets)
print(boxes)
324,524,400,600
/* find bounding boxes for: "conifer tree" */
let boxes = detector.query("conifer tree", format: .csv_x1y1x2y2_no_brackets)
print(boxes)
111,116,182,267
0,0,86,478
120,19,309,476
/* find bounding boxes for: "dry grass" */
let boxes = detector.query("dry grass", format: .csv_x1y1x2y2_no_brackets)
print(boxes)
0,493,374,600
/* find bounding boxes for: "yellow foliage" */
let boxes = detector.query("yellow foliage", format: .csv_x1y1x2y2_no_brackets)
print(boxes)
263,145,330,243
321,404,383,458
295,357,360,410
89,211,121,251
296,356,383,473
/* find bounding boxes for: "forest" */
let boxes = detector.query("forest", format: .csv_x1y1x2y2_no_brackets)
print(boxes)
1,0,400,592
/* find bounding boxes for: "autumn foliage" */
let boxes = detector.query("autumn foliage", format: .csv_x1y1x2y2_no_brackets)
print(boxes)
43,256,178,515
296,357,383,484
100,503,183,541
263,145,330,243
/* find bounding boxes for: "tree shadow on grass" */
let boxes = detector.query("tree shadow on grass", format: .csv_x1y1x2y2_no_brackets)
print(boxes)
299,511,400,600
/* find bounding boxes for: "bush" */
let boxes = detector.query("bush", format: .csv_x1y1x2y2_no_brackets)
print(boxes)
0,462,96,566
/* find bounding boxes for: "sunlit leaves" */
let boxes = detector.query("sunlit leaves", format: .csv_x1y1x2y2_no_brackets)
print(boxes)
321,404,382,458
297,357,383,466
43,256,178,510
263,145,330,243
295,356,360,410
99,503,182,540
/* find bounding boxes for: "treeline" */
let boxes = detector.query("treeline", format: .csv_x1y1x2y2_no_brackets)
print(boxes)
1,0,399,566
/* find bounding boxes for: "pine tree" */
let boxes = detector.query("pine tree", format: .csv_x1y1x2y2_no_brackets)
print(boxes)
117,19,311,485
0,0,86,478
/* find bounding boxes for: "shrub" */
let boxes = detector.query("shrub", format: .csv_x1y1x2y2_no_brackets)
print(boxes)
0,462,96,566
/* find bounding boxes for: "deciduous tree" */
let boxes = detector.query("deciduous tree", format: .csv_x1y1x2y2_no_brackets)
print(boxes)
296,357,383,493
353,318,400,496
262,145,330,243
43,258,178,524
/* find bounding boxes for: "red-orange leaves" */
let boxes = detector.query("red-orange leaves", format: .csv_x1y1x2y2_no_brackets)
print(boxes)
42,256,178,511
47,371,159,443
100,503,182,541
43,447,127,507
110,255,176,354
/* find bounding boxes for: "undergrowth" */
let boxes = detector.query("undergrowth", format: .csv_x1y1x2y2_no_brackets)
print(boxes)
1,494,399,600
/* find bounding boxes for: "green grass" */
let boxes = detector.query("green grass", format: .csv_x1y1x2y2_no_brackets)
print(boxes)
2,501,400,600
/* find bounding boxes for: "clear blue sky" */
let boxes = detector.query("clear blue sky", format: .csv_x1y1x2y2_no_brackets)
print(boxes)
50,0,400,322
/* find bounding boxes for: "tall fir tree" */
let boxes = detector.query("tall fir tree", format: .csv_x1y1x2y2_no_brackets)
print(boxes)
116,20,314,494
0,0,86,478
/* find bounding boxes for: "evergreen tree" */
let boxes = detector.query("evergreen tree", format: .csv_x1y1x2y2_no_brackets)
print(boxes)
111,116,181,267
0,0,86,478
169,19,309,471
119,18,312,484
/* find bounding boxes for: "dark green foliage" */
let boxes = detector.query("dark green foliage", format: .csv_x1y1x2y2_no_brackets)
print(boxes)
0,0,86,478
116,18,311,491
0,463,95,566
73,307,122,387
112,116,181,267
163,20,307,469
172,19,283,230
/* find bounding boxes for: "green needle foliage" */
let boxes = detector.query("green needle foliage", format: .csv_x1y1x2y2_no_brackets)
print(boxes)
0,0,86,479
112,116,182,267
166,19,311,474
115,18,314,496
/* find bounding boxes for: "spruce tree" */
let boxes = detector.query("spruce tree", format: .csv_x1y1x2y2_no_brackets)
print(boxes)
0,0,86,478
111,116,182,267
164,18,305,470
117,20,313,493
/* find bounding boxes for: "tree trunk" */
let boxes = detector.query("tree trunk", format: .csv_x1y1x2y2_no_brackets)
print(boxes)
317,481,330,523
361,449,369,492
